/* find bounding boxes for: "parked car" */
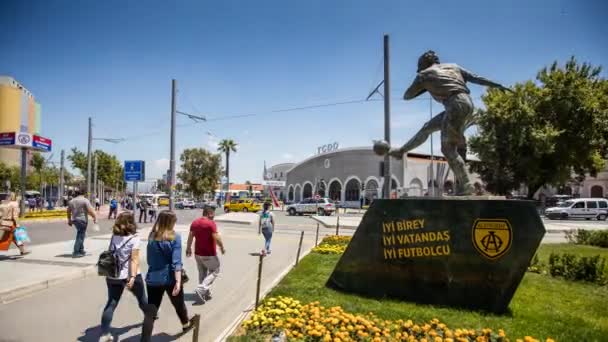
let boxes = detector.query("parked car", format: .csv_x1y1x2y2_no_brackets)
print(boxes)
223,199,262,213
545,198,608,220
286,198,336,216
181,198,196,209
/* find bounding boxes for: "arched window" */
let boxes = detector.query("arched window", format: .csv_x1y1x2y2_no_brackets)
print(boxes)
364,179,379,205
328,180,342,201
303,183,313,199
294,185,302,202
288,186,294,201
591,185,604,198
345,179,361,201
409,178,423,197
316,181,327,197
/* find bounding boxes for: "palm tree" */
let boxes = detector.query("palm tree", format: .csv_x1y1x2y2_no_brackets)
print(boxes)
217,139,238,201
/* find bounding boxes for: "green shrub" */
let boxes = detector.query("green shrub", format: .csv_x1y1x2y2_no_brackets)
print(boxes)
548,252,607,284
565,229,592,244
587,230,608,248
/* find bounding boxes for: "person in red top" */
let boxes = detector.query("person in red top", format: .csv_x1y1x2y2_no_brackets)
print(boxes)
186,206,225,304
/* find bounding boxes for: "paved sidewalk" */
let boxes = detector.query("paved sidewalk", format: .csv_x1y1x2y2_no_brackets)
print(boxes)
0,223,316,341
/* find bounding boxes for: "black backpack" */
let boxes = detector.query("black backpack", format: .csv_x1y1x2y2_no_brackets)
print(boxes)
97,235,135,278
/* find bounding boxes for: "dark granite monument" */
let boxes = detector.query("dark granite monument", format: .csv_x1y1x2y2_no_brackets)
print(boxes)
327,198,545,313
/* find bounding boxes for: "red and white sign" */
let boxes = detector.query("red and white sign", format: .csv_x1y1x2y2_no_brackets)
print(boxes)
32,135,52,152
269,190,281,208
0,131,52,152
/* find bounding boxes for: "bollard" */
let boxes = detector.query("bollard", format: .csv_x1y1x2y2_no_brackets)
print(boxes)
315,223,319,246
336,216,340,236
191,314,201,342
255,254,264,308
295,231,304,266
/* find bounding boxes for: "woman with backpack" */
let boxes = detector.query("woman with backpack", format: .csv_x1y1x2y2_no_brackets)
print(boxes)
258,202,275,255
142,210,194,340
99,212,151,342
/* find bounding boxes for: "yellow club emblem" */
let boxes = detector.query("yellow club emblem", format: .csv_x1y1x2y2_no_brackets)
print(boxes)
472,219,512,260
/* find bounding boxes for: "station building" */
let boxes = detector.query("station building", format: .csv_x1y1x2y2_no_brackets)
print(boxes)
268,147,482,208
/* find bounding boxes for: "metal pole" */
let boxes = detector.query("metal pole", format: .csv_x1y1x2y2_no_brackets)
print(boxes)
93,154,98,200
59,149,64,206
382,34,391,199
336,216,340,236
255,254,264,308
429,97,435,197
169,79,177,210
295,231,304,266
19,148,26,217
191,314,201,342
87,117,92,200
315,223,319,247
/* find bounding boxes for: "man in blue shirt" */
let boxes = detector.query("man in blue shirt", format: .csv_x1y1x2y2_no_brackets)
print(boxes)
108,197,118,219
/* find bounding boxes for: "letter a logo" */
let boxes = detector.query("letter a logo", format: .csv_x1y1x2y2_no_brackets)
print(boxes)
472,219,512,260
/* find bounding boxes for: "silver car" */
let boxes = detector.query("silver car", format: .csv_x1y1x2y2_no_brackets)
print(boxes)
287,198,336,216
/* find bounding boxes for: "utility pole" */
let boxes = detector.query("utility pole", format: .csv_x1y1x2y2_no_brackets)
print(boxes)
169,79,177,210
87,117,92,200
93,153,98,200
59,149,65,206
382,34,391,199
19,148,26,217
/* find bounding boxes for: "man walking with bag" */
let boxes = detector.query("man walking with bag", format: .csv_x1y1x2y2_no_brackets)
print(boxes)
67,190,97,258
186,206,225,304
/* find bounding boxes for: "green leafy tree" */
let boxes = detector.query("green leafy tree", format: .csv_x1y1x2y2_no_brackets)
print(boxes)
67,148,125,192
469,57,608,197
217,139,238,194
30,152,45,192
177,148,222,198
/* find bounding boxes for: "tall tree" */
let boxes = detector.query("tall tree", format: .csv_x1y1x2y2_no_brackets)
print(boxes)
30,152,45,192
177,148,222,198
68,148,125,192
469,57,608,197
217,139,238,196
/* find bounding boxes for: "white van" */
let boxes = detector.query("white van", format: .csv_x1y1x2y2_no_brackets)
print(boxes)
545,198,608,221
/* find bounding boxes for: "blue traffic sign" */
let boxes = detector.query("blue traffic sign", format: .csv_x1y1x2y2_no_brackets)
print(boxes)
124,160,145,182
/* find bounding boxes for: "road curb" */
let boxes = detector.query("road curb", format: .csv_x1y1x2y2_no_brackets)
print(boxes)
0,265,97,304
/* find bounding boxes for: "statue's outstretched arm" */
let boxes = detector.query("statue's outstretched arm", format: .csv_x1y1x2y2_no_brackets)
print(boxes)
403,75,427,100
461,67,512,92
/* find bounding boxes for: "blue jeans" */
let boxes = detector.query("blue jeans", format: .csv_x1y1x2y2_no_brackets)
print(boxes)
101,275,153,334
72,220,87,255
262,229,273,252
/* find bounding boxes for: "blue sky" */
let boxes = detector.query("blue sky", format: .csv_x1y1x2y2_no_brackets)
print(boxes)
1,0,606,188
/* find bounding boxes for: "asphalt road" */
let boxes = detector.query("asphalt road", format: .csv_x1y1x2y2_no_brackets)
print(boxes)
20,208,322,247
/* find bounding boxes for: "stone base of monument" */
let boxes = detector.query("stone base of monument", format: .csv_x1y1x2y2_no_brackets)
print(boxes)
326,198,545,314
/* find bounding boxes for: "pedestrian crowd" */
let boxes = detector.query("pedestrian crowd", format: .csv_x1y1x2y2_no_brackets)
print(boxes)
1,188,279,341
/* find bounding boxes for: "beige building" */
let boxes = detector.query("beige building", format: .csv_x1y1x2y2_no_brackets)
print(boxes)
0,76,42,167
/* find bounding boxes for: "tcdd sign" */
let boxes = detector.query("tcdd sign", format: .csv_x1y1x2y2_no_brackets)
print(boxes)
124,160,145,182
317,142,339,155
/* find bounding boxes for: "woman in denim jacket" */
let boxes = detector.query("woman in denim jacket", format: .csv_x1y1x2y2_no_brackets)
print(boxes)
142,210,194,340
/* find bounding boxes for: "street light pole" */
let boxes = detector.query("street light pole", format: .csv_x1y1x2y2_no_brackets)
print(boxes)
382,34,391,199
93,153,98,200
87,117,92,200
169,79,177,210
59,149,64,206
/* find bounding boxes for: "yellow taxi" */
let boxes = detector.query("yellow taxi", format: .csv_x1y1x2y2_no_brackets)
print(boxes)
158,196,170,206
223,199,262,213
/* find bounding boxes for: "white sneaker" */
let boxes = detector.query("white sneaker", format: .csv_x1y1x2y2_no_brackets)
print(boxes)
99,333,113,342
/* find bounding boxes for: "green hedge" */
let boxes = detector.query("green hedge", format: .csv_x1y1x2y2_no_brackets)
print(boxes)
566,229,608,248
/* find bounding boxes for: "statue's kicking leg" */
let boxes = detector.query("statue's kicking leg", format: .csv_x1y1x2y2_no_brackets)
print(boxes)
388,112,444,159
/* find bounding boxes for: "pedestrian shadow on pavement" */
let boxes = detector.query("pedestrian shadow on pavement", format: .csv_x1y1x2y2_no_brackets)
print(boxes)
0,255,23,261
183,292,200,303
121,331,189,342
77,323,142,342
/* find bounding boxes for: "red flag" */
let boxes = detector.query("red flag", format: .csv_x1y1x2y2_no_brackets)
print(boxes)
269,189,280,208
